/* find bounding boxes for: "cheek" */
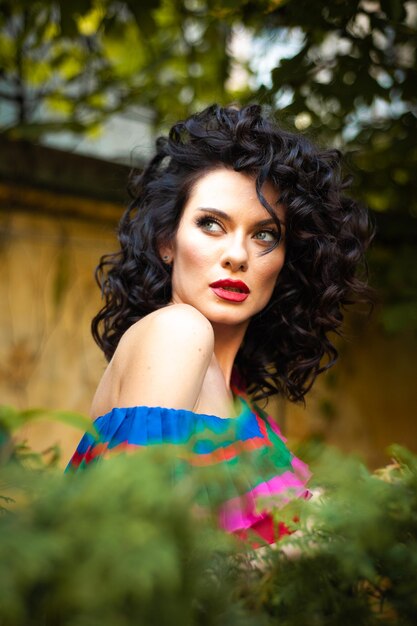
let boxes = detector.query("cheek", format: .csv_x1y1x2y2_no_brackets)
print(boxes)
258,255,285,298
175,229,215,268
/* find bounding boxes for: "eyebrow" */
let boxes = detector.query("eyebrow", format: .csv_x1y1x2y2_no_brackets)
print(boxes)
197,207,285,227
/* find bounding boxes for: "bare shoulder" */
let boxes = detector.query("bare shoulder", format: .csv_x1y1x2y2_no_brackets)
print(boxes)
118,304,214,354
111,304,214,411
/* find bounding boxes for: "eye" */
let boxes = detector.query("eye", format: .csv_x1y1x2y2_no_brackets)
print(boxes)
253,229,280,243
195,216,223,233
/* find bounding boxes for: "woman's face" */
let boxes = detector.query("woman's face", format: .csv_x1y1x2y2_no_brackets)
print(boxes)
160,167,286,333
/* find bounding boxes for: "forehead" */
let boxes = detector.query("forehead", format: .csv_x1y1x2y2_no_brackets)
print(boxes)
184,167,282,219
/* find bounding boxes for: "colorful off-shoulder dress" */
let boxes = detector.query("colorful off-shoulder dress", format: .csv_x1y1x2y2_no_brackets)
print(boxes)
67,384,310,546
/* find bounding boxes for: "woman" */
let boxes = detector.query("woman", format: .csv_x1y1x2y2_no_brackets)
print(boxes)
68,104,372,545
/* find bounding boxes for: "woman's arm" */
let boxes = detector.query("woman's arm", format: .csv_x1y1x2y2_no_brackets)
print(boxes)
110,304,214,411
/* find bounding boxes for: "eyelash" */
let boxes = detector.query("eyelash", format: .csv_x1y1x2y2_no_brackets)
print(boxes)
195,216,222,231
195,215,281,244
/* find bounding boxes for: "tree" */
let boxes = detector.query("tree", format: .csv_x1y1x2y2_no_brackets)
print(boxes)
242,0,417,229
0,0,242,137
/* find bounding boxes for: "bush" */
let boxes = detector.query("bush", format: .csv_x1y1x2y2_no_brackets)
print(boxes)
237,445,417,626
0,450,250,626
1,406,417,626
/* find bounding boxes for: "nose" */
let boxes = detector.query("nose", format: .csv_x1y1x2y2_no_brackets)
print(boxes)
220,232,249,272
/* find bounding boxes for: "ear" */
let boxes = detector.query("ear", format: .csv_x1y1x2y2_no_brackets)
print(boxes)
158,240,174,264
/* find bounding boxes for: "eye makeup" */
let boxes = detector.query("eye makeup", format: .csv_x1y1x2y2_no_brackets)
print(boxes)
194,210,283,251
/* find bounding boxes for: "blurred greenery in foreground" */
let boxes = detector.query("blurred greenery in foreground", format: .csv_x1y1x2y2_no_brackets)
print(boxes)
1,407,417,625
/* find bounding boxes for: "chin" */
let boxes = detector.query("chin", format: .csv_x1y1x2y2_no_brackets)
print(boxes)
205,308,253,327
176,298,258,327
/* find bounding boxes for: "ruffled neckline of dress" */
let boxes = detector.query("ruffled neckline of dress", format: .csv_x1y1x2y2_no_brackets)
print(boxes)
67,385,311,546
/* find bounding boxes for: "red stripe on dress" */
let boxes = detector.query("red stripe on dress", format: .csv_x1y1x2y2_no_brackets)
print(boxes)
82,433,272,467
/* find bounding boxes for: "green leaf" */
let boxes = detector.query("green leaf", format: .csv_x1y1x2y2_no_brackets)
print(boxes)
0,405,96,436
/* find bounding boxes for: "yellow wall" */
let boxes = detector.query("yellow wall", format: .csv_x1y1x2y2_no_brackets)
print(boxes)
1,200,416,468
0,209,115,464
285,321,417,467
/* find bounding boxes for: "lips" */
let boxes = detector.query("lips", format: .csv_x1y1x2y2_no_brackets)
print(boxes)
209,279,250,303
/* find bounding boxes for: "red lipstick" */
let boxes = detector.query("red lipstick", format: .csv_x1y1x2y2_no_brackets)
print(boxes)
209,279,250,303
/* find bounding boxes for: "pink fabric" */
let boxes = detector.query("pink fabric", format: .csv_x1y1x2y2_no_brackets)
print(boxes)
265,415,287,441
219,470,310,533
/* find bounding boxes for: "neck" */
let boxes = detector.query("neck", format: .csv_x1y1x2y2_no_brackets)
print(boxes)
211,321,248,389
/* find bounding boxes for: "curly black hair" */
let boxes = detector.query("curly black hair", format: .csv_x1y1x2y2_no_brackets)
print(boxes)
92,104,373,402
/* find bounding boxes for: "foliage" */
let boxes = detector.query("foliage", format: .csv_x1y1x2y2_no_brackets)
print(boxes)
0,404,95,469
368,244,417,332
1,1,415,182
237,445,417,625
1,406,417,626
0,451,249,626
251,1,417,251
0,0,241,136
